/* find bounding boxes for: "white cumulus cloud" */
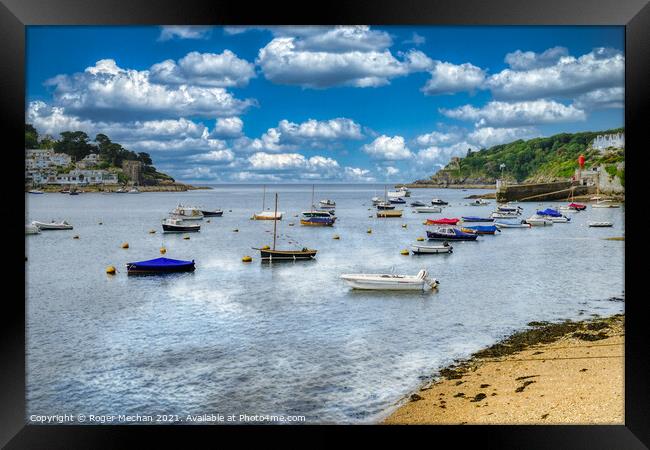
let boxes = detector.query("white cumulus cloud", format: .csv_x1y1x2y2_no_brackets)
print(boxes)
362,135,413,160
158,26,213,41
421,61,486,95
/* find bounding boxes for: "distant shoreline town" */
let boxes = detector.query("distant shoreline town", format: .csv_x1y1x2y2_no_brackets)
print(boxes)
24,125,204,192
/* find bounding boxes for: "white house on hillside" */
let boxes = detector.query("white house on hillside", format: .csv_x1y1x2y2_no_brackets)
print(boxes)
592,133,624,152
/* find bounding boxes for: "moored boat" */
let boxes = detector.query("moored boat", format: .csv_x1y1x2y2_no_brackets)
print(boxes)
550,215,571,223
413,206,442,213
536,208,562,217
25,224,41,234
525,215,554,226
469,199,490,206
461,216,494,222
568,202,587,211
411,243,453,254
377,209,403,218
319,199,336,208
300,216,336,226
170,204,204,220
200,209,224,217
340,269,438,290
376,202,395,210
496,204,522,213
494,219,531,229
461,225,500,235
427,226,478,241
371,196,382,205
410,200,426,207
389,197,406,204
592,199,620,208
589,221,613,227
425,217,459,225
31,220,73,230
162,217,201,233
431,198,448,206
491,211,521,219
28,189,44,194
126,257,195,275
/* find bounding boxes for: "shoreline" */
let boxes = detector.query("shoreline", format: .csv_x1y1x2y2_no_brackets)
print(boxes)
26,183,211,193
383,313,624,425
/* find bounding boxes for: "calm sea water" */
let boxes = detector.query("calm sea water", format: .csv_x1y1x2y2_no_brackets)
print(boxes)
25,184,624,424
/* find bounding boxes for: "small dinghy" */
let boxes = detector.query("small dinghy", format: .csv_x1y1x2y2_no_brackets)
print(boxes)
410,200,426,207
126,257,195,275
469,199,490,206
25,224,41,235
340,269,438,290
496,204,522,213
495,219,531,229
31,220,73,230
592,199,621,208
389,197,406,204
200,209,224,217
525,215,554,226
426,218,459,225
568,202,587,210
461,225,500,235
427,226,478,241
413,206,442,213
589,221,613,227
377,209,403,218
162,217,201,233
28,189,44,194
431,198,448,206
411,242,453,254
491,211,520,219
550,215,571,223
461,216,494,222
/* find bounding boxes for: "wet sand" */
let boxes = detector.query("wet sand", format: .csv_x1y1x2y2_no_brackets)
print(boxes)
384,314,624,425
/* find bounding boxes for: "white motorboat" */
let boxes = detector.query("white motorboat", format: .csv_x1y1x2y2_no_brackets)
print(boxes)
170,204,204,220
387,190,404,199
496,204,522,213
253,211,283,220
491,211,520,219
376,201,396,210
589,221,613,227
340,269,438,290
162,217,201,232
31,220,73,230
592,199,620,208
469,199,490,206
550,215,571,223
494,220,531,229
411,243,453,254
128,187,141,194
28,189,44,194
525,215,553,226
431,198,448,206
558,206,580,213
413,206,442,213
319,199,336,208
371,196,382,205
25,224,41,234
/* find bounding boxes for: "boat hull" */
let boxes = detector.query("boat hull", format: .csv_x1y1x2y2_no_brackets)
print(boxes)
411,244,452,254
31,221,73,230
300,218,335,226
254,212,283,220
413,207,442,213
162,224,200,232
201,210,223,217
377,210,403,218
255,249,318,261
126,258,195,275
426,231,477,241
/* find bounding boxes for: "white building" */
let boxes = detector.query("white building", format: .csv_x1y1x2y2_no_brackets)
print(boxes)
592,133,624,152
25,149,72,169
44,169,118,185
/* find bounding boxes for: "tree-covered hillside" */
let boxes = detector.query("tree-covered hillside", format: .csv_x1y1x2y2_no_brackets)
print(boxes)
428,128,624,184
25,124,174,184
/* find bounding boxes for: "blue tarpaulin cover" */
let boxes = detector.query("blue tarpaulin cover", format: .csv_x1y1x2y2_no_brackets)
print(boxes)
537,208,562,217
127,257,195,271
464,225,499,232
462,216,494,222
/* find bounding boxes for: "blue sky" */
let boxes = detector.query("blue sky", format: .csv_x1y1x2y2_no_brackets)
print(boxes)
26,25,624,183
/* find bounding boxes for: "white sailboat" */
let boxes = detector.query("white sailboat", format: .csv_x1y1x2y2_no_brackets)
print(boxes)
254,185,283,220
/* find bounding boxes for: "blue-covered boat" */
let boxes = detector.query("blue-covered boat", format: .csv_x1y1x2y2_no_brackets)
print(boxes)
461,216,494,222
427,226,478,241
126,257,195,275
536,208,562,217
300,216,336,226
389,197,406,204
461,225,500,235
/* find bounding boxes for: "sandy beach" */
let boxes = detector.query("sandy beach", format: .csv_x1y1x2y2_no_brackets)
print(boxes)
384,314,624,425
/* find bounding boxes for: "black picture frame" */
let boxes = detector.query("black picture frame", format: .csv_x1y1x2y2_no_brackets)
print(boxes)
2,0,647,447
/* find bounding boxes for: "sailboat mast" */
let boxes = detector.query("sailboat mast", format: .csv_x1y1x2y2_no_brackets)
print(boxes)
311,184,315,210
262,184,266,210
273,193,278,250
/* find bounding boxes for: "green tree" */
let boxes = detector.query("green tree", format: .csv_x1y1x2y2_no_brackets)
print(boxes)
138,152,153,166
54,131,95,162
25,123,39,149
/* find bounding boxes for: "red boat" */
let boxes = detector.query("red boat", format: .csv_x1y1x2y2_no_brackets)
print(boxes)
568,202,587,210
425,217,460,225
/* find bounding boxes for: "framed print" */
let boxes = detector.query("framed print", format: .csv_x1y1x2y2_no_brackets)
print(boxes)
2,0,648,447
